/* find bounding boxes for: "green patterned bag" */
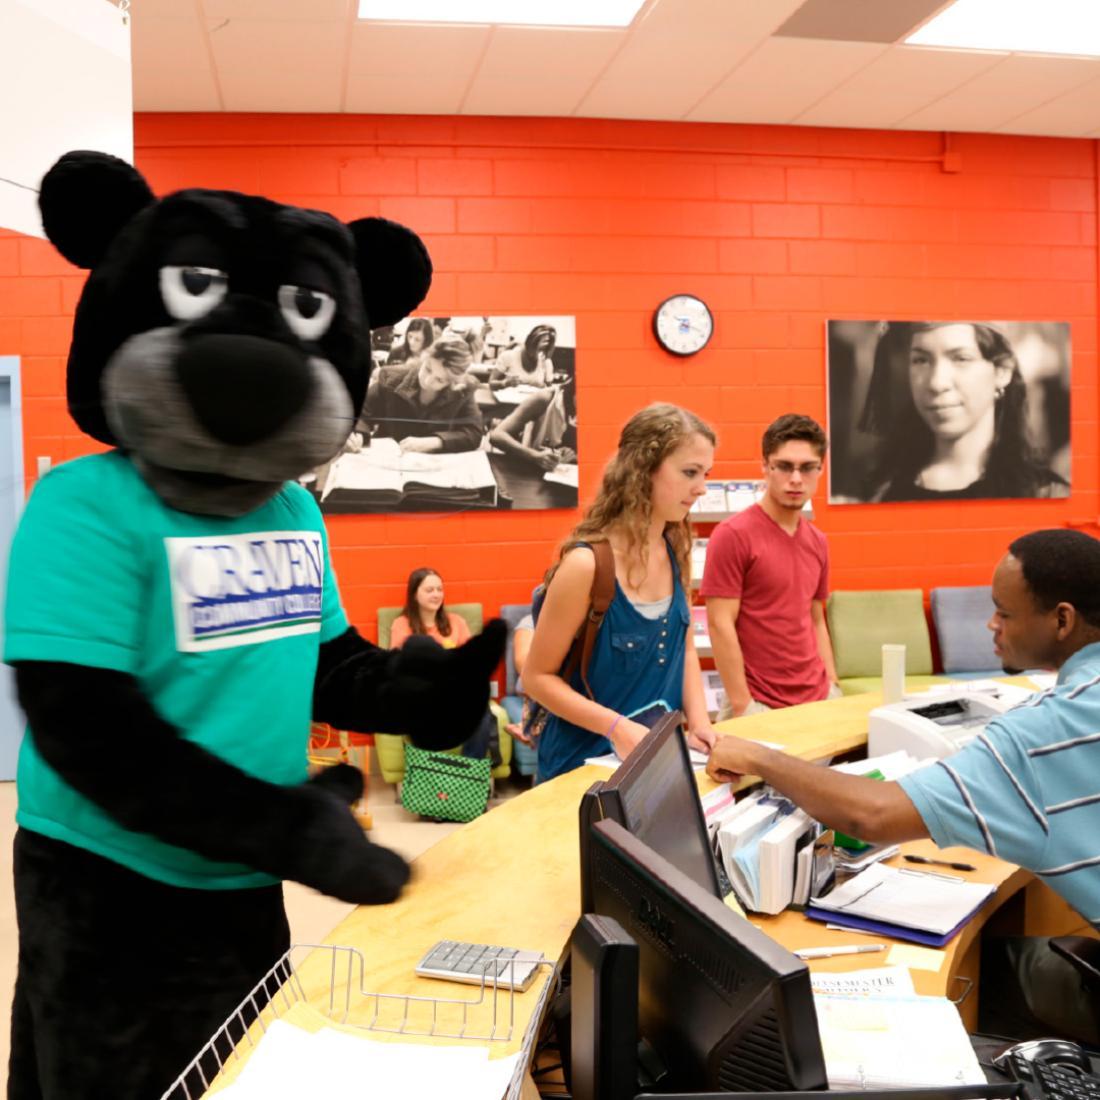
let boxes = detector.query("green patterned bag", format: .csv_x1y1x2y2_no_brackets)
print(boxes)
401,743,491,823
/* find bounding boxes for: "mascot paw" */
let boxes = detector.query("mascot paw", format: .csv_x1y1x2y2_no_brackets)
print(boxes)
286,784,410,904
307,763,364,805
388,619,508,750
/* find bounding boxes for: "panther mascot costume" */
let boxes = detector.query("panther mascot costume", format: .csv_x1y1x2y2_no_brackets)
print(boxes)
6,150,506,1099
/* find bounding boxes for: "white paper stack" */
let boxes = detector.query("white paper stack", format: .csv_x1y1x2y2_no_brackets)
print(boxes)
215,1019,521,1100
812,993,985,1088
691,607,710,650
755,807,816,915
691,537,708,576
702,670,727,717
725,481,758,513
809,862,995,938
831,749,931,780
583,747,711,772
492,385,542,404
810,966,915,998
691,481,730,514
700,782,738,837
703,775,818,914
323,442,497,505
543,463,578,488
720,797,784,910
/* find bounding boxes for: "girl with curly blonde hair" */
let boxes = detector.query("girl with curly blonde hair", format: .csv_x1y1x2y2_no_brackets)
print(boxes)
524,403,718,781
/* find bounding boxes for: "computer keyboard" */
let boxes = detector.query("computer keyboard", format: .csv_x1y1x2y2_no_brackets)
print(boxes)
414,940,544,992
1001,1052,1100,1100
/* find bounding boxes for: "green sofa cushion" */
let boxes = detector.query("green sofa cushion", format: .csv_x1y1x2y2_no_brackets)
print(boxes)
827,589,934,680
837,675,945,697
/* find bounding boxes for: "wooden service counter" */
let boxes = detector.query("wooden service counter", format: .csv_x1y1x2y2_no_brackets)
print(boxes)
209,682,1082,1093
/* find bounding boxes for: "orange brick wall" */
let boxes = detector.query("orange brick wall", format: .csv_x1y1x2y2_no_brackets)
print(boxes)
1,114,1096,640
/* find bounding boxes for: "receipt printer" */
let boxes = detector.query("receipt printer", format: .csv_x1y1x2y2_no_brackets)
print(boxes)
868,691,1013,760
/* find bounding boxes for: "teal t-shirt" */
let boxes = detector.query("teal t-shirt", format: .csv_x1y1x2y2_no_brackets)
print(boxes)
5,452,349,889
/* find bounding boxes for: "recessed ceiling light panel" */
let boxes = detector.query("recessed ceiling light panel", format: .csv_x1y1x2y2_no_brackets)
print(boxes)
358,0,645,28
907,0,1100,57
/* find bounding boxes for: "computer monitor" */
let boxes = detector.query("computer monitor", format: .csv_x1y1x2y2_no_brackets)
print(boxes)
593,710,722,899
586,817,827,1093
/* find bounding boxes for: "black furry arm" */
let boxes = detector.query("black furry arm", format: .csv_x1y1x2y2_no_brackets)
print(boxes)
14,660,409,905
313,622,508,751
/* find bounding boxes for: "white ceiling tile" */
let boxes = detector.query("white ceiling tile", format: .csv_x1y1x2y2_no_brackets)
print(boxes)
209,20,347,111
346,22,489,113
132,0,203,17
687,37,887,125
203,0,352,20
469,26,623,79
121,0,1100,129
638,0,807,44
131,9,222,111
795,45,1005,128
792,92,928,130
346,75,470,114
900,54,1100,132
1002,75,1100,137
577,32,760,119
575,0,798,119
133,66,222,112
463,27,624,115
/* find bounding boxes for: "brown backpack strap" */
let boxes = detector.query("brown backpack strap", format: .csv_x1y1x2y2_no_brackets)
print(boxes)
560,540,616,699
578,540,615,697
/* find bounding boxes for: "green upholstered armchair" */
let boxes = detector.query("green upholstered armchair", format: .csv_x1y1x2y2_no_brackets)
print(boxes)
373,603,513,787
826,589,943,696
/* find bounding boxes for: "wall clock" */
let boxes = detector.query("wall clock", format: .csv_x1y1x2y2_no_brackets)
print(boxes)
653,294,713,356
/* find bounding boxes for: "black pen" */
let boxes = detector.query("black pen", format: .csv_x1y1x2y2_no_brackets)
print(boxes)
903,854,977,872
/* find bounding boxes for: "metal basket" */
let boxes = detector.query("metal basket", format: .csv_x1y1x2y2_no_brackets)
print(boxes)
160,943,556,1100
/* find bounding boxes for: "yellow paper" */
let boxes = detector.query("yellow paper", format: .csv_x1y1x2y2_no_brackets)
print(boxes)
723,891,747,918
887,944,946,972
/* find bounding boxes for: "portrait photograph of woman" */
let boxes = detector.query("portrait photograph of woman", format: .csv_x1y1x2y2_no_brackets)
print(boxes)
827,320,1070,504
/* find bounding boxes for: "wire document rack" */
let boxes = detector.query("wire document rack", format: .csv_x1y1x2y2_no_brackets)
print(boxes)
160,943,557,1100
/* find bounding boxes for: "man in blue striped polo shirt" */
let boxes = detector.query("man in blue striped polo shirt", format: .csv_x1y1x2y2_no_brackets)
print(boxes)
707,528,1100,1042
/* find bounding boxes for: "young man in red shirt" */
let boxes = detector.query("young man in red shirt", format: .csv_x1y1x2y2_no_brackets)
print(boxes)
701,414,839,718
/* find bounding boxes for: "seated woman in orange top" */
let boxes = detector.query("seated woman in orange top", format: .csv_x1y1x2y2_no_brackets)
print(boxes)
390,567,471,649
390,568,497,762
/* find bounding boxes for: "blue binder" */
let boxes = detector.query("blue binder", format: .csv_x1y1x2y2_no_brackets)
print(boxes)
804,895,994,948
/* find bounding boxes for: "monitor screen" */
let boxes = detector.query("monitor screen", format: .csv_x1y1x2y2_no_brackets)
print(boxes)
587,818,827,1093
597,711,721,898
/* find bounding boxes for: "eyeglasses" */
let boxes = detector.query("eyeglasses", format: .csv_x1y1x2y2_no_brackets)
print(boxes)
768,462,823,477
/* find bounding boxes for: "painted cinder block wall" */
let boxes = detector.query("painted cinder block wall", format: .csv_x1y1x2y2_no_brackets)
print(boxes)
0,113,1095,642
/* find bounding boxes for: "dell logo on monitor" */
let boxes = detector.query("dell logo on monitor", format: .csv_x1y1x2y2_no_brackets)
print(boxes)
637,896,675,949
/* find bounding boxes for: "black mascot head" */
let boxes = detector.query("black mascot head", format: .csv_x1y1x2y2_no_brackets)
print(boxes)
39,149,432,515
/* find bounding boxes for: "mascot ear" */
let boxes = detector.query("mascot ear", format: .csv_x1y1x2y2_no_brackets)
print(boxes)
38,150,156,270
347,216,433,330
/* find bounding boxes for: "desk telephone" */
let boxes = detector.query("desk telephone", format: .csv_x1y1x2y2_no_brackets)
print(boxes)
994,1039,1100,1100
868,691,1013,760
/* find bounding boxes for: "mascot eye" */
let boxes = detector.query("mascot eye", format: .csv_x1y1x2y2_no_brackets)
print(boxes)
159,265,229,321
278,285,336,340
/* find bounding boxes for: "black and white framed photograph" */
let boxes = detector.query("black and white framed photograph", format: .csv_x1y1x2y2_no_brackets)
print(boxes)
827,320,1071,504
302,315,578,513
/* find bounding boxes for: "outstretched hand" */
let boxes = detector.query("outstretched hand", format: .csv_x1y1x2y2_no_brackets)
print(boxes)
380,619,508,751
274,765,411,905
705,734,751,786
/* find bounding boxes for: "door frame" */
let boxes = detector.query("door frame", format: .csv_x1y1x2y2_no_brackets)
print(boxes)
0,356,26,524
0,356,26,779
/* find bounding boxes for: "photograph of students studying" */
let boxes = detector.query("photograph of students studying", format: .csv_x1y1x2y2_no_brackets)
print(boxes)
301,315,579,514
6,2,1100,1098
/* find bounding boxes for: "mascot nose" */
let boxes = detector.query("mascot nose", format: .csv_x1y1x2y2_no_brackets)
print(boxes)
176,334,312,446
